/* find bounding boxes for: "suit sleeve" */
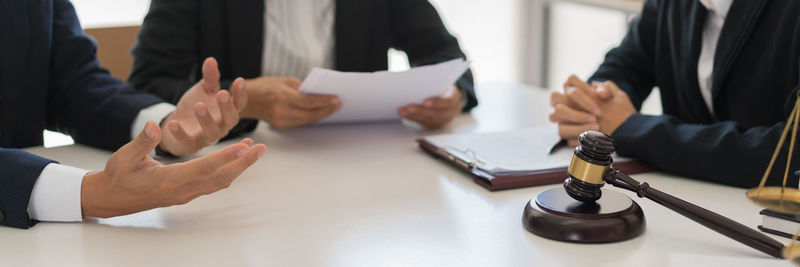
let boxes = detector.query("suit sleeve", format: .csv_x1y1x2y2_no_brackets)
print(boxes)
612,103,800,188
388,0,477,112
47,0,163,151
128,0,208,103
588,0,658,110
129,0,256,137
0,149,55,229
598,0,800,188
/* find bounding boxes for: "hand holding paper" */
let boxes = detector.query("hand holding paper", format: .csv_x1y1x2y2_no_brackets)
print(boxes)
398,88,463,129
300,59,470,124
242,76,341,130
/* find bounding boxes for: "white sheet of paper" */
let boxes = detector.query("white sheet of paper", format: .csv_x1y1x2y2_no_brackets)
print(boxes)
299,59,470,123
422,126,633,173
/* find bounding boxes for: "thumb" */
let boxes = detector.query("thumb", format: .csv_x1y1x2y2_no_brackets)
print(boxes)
595,82,615,100
119,121,162,160
284,77,302,89
202,57,221,93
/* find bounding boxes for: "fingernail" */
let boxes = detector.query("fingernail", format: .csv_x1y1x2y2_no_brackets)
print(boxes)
256,149,266,158
220,93,230,104
144,123,156,139
332,98,340,105
196,107,207,117
236,147,246,157
169,122,179,132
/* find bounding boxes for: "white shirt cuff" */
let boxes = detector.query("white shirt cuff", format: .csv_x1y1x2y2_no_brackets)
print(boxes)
27,163,89,222
131,102,176,139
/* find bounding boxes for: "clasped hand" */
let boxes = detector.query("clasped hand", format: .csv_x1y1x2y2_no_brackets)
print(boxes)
549,75,637,147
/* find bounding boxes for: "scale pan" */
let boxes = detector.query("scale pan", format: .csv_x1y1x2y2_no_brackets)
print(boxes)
784,245,800,266
746,187,800,214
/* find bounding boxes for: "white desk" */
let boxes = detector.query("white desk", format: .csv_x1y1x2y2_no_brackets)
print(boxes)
4,82,791,266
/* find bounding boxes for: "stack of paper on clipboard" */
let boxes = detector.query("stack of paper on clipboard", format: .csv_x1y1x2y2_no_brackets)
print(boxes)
300,58,470,124
418,126,655,191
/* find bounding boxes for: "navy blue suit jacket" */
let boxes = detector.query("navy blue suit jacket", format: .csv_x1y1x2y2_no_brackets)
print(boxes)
592,0,800,188
0,0,163,229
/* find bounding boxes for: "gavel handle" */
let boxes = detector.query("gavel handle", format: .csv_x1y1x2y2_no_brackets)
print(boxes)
606,169,785,258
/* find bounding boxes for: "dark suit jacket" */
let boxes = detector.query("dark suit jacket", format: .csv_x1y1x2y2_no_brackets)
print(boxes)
129,0,476,135
591,0,800,188
0,0,163,229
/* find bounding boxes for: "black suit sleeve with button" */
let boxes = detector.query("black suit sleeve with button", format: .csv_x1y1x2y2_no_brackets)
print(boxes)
0,0,164,229
588,0,800,188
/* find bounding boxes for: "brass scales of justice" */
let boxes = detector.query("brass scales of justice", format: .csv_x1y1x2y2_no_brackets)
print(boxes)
522,91,800,264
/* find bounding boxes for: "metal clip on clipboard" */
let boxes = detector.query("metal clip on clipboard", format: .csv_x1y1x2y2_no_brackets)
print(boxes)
440,146,487,170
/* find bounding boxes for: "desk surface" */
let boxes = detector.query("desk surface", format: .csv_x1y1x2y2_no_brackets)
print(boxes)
5,82,791,266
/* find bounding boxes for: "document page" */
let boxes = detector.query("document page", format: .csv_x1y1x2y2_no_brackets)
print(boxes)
300,59,469,123
423,126,632,173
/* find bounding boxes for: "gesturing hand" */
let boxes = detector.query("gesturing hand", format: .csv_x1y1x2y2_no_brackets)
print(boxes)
81,121,267,218
159,58,248,156
398,87,463,129
241,76,341,130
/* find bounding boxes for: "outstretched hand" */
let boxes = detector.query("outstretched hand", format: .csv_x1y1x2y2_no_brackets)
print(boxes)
81,121,267,218
159,58,249,156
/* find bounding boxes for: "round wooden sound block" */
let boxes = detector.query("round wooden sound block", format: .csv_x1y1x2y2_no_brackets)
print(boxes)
522,188,645,243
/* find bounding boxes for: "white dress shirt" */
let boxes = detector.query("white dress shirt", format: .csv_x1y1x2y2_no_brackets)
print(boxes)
261,0,336,79
697,0,733,116
26,102,175,222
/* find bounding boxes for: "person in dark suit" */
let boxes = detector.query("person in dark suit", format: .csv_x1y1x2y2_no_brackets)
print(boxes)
549,0,800,188
0,0,267,229
129,0,476,131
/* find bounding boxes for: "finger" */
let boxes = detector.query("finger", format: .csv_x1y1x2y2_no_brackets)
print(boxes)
213,144,267,187
216,90,239,129
230,77,248,112
549,104,597,124
565,87,602,116
286,102,341,125
563,75,592,92
402,105,448,128
240,138,254,147
290,93,341,109
602,81,627,98
558,123,599,140
567,139,579,147
184,142,251,177
187,144,267,198
202,57,221,94
165,121,201,155
422,95,460,110
284,77,302,89
550,92,566,108
194,103,223,142
118,121,161,160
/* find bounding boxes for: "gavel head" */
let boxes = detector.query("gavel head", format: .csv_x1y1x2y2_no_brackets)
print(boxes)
563,131,617,203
